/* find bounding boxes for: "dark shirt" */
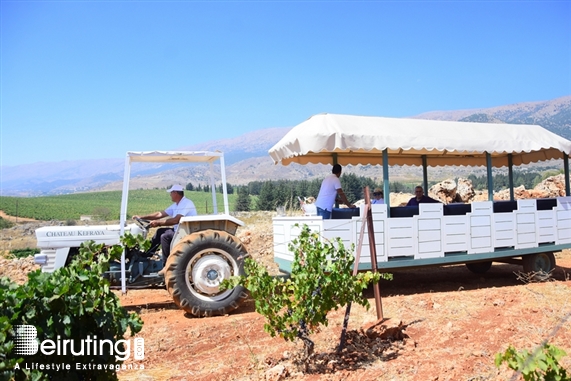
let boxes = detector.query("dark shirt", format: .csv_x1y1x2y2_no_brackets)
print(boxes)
407,195,440,206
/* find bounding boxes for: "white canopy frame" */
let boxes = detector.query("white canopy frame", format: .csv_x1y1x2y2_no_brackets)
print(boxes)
118,150,229,293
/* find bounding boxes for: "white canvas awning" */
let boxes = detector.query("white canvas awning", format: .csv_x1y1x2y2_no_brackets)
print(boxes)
268,113,571,168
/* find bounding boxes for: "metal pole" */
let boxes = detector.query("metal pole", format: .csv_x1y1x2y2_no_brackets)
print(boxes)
422,155,428,194
119,153,132,295
508,154,514,201
486,152,494,201
209,161,218,215
333,153,339,208
219,154,230,214
564,153,570,197
383,149,390,215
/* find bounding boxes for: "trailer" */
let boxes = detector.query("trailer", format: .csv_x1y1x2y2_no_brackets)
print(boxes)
269,114,571,276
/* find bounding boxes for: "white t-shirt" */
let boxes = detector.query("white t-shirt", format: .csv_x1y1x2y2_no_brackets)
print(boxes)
165,197,197,230
315,174,342,212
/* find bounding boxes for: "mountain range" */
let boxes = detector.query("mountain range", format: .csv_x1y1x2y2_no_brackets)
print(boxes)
2,95,570,197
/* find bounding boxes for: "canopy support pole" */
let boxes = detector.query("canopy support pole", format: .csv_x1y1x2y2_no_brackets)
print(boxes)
119,154,132,295
564,153,570,197
422,155,428,194
508,154,514,201
209,161,218,214
333,153,339,208
220,155,230,214
383,149,390,215
486,152,493,201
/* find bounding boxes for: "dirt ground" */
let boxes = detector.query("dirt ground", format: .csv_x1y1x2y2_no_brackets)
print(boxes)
1,211,571,381
113,255,571,381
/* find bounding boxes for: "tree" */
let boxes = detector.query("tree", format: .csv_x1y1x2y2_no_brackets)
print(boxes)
235,187,251,212
256,181,277,211
340,173,363,202
217,183,234,194
223,224,389,364
185,182,194,191
273,180,296,209
248,181,263,196
307,178,322,199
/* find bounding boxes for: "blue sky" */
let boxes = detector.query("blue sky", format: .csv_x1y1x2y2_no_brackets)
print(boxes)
1,0,570,167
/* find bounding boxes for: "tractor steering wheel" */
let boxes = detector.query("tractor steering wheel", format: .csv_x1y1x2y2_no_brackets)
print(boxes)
134,217,151,231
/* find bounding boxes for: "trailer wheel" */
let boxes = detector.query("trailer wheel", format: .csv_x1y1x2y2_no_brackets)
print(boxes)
164,229,249,317
465,261,492,274
522,252,556,281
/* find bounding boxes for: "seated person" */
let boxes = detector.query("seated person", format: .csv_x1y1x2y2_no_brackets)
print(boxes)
300,196,317,216
371,188,385,204
132,184,197,265
407,186,440,206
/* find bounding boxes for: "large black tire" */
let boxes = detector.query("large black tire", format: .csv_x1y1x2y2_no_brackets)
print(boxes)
522,252,556,281
164,230,249,317
466,261,492,274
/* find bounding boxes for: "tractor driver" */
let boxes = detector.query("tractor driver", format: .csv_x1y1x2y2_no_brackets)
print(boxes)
132,184,197,267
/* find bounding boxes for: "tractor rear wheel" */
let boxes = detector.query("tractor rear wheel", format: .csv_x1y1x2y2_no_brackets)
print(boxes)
164,229,249,317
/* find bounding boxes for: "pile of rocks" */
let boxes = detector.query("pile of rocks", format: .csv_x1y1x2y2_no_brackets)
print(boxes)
428,174,567,204
428,177,477,204
0,255,40,284
494,174,567,200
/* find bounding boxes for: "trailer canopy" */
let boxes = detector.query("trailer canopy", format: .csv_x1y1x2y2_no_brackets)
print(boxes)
268,113,571,168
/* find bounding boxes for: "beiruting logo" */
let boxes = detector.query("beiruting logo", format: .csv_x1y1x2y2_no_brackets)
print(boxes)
12,325,144,371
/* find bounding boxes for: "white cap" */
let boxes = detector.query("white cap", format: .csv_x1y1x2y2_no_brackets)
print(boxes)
166,184,184,192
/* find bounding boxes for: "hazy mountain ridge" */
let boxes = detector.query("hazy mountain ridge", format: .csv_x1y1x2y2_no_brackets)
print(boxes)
414,95,571,139
2,96,570,196
177,127,292,156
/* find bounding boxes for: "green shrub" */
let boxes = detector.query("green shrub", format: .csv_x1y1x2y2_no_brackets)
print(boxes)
495,343,569,381
0,217,14,230
9,248,40,259
224,224,391,360
0,283,21,379
0,240,143,381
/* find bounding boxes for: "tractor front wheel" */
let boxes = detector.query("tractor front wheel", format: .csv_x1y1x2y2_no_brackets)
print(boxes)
164,230,249,317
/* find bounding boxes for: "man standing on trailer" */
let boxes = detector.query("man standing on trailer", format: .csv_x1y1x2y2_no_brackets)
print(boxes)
315,164,355,219
133,184,197,264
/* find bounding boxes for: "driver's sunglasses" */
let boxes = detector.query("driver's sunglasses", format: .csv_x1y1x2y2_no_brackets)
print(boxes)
373,192,382,196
